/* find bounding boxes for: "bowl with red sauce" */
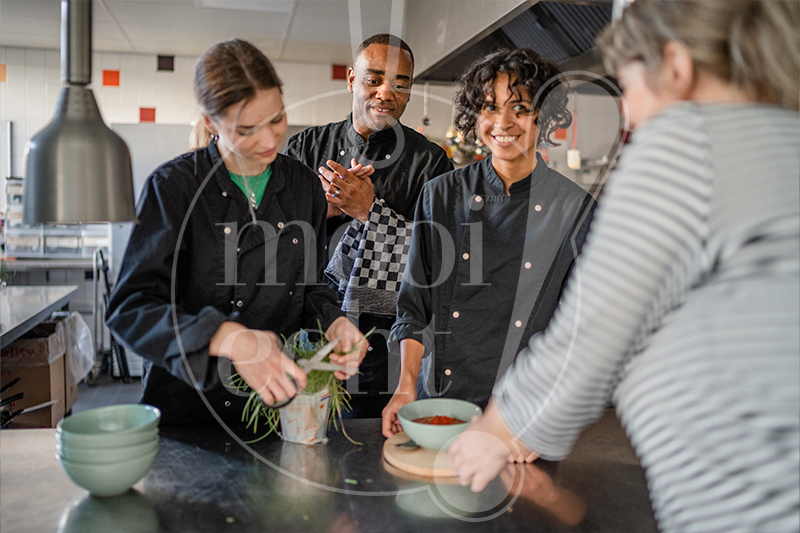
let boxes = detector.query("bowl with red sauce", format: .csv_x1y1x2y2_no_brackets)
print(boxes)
397,399,483,452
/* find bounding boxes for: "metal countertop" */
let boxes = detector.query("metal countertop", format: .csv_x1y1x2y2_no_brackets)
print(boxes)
0,409,656,532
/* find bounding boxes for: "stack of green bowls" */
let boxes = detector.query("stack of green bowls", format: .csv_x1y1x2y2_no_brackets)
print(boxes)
56,404,161,497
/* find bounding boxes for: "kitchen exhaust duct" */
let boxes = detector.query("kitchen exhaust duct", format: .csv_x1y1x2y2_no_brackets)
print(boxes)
24,0,135,224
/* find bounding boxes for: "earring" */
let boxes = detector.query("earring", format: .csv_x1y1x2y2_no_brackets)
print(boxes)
211,133,219,142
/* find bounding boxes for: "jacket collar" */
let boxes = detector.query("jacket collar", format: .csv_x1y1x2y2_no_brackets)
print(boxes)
482,153,547,196
345,113,403,146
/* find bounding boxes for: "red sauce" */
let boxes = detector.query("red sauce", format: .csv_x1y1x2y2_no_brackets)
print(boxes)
412,415,466,425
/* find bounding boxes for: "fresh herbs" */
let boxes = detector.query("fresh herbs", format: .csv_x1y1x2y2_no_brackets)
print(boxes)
229,328,370,445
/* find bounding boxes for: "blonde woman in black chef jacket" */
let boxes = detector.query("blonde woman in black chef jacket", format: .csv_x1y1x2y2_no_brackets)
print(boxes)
382,49,596,437
107,39,368,426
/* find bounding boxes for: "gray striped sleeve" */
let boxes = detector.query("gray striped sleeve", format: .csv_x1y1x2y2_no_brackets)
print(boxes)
493,103,799,533
493,106,713,459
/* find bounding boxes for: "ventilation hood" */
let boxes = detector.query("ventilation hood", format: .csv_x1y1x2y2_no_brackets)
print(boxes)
416,0,613,87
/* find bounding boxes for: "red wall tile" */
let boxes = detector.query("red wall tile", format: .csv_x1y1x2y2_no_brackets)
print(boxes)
139,107,156,122
332,64,347,80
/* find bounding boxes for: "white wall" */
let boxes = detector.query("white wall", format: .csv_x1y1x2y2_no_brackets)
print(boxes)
0,45,457,215
548,93,622,189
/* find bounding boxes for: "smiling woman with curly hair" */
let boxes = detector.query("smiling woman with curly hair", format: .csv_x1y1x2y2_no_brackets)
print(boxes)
382,48,596,436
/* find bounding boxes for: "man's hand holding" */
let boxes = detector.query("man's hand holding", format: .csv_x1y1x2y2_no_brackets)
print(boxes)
318,159,376,223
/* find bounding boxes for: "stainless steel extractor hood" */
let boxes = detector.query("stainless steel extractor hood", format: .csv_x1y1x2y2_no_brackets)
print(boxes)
415,0,613,84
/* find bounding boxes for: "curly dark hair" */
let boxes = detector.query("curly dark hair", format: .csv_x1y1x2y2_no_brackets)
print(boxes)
454,48,571,146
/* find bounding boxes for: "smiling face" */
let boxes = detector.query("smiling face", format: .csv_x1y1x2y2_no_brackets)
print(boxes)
478,73,540,179
347,43,413,139
205,87,288,175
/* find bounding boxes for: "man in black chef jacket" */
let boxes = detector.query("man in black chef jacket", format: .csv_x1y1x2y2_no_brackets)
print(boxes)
285,34,453,418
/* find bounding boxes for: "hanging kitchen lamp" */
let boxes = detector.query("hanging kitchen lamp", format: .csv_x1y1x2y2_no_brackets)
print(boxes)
24,0,135,224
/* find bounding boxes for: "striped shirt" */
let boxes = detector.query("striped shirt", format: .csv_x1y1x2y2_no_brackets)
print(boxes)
494,103,799,533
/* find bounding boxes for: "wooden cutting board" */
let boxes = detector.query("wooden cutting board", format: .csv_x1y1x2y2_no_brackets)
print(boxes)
382,432,456,477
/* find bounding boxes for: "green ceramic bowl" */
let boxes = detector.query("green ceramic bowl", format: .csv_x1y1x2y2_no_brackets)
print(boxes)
57,449,158,497
57,427,158,450
57,437,159,464
397,398,482,452
58,405,161,437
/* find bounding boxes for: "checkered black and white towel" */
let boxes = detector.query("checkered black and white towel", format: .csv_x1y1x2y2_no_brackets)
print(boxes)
325,199,413,316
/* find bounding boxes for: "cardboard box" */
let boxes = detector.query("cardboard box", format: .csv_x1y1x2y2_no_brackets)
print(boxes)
2,320,68,427
1,355,66,428
1,321,66,367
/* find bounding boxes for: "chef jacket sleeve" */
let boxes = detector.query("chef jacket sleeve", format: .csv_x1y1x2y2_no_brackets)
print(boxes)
390,184,440,354
284,133,304,164
105,168,227,392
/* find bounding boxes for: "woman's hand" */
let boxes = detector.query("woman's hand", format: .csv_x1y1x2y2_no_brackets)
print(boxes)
449,402,535,492
210,321,307,406
381,384,417,437
325,316,369,380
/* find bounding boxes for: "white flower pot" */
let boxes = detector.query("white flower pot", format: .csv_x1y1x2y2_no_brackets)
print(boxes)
279,388,331,445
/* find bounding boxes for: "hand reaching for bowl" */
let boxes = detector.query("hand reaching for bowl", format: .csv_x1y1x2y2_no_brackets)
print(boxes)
382,385,417,438
382,339,425,438
449,401,536,492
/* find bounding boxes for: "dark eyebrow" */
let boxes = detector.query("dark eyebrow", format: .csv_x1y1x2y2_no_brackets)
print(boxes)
506,93,531,105
365,68,411,81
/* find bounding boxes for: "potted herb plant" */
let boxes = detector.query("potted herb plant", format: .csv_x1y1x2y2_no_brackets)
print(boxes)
230,329,362,445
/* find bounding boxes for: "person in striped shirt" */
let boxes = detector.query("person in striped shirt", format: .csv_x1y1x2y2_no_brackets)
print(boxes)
449,2,799,532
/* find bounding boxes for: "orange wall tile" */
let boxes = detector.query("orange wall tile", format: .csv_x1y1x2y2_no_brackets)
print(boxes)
102,70,120,86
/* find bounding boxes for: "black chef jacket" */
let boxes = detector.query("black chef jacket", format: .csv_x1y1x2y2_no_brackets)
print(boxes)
106,143,343,425
285,114,454,240
392,154,596,408
285,115,453,417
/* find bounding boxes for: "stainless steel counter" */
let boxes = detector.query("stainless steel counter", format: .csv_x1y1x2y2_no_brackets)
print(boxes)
4,259,94,271
0,285,79,348
0,410,656,532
